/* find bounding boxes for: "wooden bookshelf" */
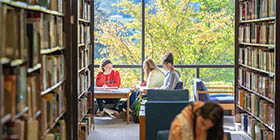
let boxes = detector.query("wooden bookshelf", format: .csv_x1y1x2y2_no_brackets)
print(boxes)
239,17,275,23
235,0,280,139
239,42,275,48
0,0,64,17
72,0,94,139
239,64,275,77
236,105,274,132
0,0,68,139
0,3,3,138
40,46,64,55
239,85,274,104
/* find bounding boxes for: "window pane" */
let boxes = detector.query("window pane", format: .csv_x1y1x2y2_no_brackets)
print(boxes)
144,0,234,65
94,0,142,65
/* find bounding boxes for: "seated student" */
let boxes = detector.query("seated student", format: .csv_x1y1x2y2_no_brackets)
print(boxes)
160,51,182,89
118,59,165,112
169,102,226,140
96,59,121,117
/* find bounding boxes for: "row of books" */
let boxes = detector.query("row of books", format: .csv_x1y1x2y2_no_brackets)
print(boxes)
78,24,91,45
240,114,274,140
42,55,64,90
79,114,94,140
1,6,64,62
78,0,91,20
78,97,88,123
78,72,90,95
79,48,89,70
239,23,274,44
239,68,275,99
3,66,27,116
239,47,274,73
240,0,275,20
41,85,66,134
17,0,64,13
238,90,274,128
1,118,66,140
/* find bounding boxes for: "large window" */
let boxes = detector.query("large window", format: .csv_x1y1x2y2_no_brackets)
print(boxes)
94,0,235,90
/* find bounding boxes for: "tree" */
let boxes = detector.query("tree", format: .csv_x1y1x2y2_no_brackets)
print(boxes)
94,0,234,88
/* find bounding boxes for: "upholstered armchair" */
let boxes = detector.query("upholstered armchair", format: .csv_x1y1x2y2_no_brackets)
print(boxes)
193,78,234,115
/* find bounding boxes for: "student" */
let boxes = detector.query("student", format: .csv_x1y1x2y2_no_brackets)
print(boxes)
118,59,165,112
169,102,225,140
160,51,182,89
96,59,121,116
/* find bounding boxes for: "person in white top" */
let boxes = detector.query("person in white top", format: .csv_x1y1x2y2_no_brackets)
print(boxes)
117,59,165,112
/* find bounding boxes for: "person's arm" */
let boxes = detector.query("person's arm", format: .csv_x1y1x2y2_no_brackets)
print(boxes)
169,119,182,140
107,70,121,87
96,73,106,87
160,72,178,89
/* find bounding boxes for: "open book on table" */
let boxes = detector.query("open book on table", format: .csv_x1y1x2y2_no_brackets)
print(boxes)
94,87,119,91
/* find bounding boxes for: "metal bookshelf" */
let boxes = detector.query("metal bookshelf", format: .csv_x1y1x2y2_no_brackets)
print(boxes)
235,0,280,139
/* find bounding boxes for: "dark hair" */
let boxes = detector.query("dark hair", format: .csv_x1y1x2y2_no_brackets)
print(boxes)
193,102,224,140
162,51,174,65
99,59,112,72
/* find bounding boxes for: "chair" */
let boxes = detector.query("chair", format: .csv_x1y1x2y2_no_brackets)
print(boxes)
145,89,192,140
193,78,234,115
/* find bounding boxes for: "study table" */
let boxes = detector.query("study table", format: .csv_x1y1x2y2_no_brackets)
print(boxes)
94,88,131,124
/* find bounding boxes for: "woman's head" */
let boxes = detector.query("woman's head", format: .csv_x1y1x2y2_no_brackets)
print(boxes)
196,102,224,140
143,59,158,80
162,51,174,71
99,59,113,73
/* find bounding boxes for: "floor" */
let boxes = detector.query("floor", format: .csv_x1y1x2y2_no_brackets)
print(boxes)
88,117,139,140
88,116,249,140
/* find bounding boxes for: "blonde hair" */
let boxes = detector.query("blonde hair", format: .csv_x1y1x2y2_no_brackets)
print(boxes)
143,59,161,80
99,59,112,72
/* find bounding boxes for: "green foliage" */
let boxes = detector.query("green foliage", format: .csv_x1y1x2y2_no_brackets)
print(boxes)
94,0,234,88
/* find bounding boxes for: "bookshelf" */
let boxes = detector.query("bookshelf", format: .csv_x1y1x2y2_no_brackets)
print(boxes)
72,0,94,139
235,0,280,139
0,0,67,139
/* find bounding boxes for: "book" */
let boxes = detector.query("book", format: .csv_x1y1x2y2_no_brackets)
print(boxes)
4,74,17,116
27,119,39,140
15,66,27,114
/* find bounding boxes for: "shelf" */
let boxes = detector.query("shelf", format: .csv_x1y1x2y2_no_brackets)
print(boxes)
27,63,41,73
1,114,12,124
41,112,65,139
0,57,10,65
32,111,41,119
15,107,29,119
239,42,275,48
236,105,274,132
239,17,275,23
40,46,65,55
0,0,64,17
239,64,275,77
78,67,86,73
10,59,25,67
78,18,90,24
239,85,275,104
41,80,64,96
78,89,88,100
78,114,88,125
78,44,85,47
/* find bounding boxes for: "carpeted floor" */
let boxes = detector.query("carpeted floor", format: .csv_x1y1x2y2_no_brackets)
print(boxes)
88,117,139,140
88,116,249,140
